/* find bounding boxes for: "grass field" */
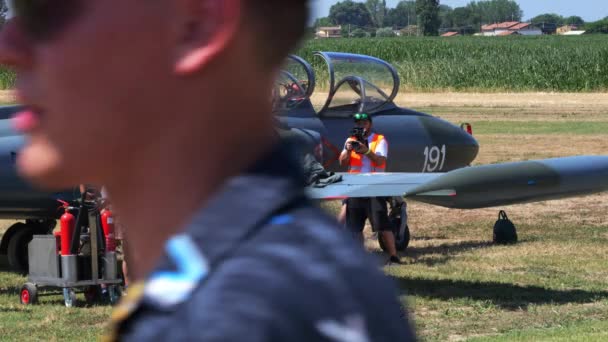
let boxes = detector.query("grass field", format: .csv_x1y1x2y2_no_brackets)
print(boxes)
0,222,112,340
297,35,608,92
0,92,606,340
320,92,608,341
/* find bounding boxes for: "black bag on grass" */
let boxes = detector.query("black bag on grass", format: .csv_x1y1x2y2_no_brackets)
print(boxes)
493,210,517,245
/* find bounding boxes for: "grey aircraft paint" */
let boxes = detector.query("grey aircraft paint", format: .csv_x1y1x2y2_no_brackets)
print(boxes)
307,156,608,209
0,109,77,219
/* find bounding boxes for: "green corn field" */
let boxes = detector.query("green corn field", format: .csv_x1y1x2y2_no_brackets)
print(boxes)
297,35,608,92
0,35,606,92
0,66,15,90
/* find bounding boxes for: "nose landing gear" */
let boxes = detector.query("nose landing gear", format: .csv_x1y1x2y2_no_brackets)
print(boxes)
378,197,410,252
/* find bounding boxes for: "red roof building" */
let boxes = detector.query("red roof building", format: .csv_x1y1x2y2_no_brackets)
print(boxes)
482,21,542,36
510,23,531,30
495,21,520,29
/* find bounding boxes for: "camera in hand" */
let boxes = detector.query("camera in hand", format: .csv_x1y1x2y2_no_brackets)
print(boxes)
348,127,367,151
350,127,366,142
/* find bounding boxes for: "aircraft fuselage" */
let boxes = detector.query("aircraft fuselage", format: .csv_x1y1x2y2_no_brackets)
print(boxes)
280,102,479,173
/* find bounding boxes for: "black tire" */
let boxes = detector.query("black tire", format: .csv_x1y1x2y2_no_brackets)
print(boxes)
20,283,38,305
378,225,410,252
395,225,410,251
84,286,101,304
7,224,35,273
378,198,410,252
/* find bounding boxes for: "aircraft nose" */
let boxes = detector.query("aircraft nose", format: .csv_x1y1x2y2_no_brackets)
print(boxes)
449,121,479,167
419,116,479,168
459,124,479,148
0,106,25,138
0,105,23,121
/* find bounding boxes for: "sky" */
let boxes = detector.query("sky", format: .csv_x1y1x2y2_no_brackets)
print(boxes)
311,0,607,22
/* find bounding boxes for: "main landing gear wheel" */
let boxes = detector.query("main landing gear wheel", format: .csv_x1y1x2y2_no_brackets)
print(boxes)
20,283,38,305
378,226,410,252
84,286,101,305
6,220,56,273
7,224,35,273
493,210,518,245
378,198,410,252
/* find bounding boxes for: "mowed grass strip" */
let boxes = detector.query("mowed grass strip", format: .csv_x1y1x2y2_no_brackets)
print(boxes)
462,121,608,135
416,106,608,135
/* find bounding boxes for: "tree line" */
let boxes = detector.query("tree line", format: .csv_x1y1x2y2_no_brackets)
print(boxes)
315,0,608,36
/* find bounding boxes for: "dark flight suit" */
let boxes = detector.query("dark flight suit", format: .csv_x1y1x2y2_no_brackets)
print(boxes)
104,143,416,342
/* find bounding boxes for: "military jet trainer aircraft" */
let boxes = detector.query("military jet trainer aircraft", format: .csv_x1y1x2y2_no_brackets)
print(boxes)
276,52,608,251
0,52,607,271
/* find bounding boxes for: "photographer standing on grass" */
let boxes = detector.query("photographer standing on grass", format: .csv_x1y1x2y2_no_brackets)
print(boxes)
340,113,402,265
1,0,414,340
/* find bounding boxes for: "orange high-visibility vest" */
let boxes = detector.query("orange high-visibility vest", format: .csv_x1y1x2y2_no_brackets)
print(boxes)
348,134,387,173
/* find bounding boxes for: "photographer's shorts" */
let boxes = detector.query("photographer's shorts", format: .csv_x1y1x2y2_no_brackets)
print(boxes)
346,197,391,232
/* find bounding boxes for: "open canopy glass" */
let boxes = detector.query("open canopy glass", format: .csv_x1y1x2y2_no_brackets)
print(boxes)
313,52,400,117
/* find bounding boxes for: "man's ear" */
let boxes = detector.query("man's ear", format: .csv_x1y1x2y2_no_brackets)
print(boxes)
172,0,240,75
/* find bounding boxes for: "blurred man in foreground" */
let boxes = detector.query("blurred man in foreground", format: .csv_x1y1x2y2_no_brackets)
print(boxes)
0,0,415,340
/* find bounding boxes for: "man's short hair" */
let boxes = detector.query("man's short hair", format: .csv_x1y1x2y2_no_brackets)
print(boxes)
245,0,310,68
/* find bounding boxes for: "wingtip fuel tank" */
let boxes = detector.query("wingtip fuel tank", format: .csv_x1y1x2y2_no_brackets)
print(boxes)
407,156,608,209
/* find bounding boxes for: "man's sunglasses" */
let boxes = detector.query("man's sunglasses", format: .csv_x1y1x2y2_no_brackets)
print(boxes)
353,113,370,121
5,0,83,41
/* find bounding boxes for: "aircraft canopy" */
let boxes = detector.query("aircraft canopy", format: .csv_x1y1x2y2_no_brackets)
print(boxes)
314,52,400,117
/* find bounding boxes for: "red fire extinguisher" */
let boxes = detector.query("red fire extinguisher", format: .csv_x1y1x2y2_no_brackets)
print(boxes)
58,200,75,256
101,209,116,252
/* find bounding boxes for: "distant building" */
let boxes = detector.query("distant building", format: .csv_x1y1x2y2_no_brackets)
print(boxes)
508,23,543,36
441,31,460,37
315,26,342,39
497,31,520,36
557,25,586,35
482,21,542,36
562,30,587,36
481,22,516,36
399,25,419,37
557,24,579,34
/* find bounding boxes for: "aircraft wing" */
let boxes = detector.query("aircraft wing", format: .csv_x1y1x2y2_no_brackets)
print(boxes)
306,156,608,209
